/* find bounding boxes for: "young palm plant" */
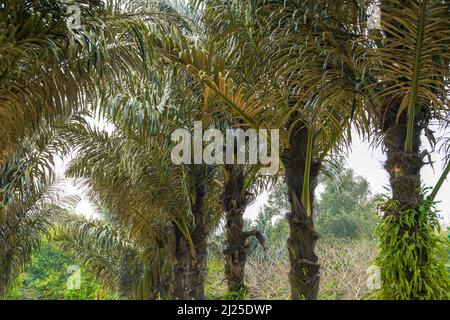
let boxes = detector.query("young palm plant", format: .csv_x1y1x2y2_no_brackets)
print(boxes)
56,213,170,299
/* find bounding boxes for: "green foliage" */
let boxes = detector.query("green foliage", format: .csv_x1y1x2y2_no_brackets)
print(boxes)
205,257,226,300
205,257,248,300
316,167,379,240
5,240,117,300
1,0,449,302
221,288,248,300
375,198,450,300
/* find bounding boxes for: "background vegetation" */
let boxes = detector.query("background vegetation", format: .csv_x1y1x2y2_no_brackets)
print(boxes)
6,241,117,300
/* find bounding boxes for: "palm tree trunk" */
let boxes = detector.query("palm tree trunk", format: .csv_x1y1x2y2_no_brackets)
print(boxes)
376,94,437,299
221,165,257,293
171,177,208,300
379,0,430,215
171,224,208,300
281,119,321,300
380,97,427,214
375,2,444,299
0,246,12,299
0,254,6,299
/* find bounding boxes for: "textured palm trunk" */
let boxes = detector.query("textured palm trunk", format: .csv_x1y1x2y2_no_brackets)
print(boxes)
171,224,208,300
221,165,259,293
281,120,321,300
379,1,428,215
380,97,427,215
171,179,208,300
0,255,6,298
376,1,437,299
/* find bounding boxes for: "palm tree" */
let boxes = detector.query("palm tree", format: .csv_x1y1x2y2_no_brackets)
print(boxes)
60,63,222,299
367,0,450,299
168,0,369,299
372,0,449,214
56,213,170,299
251,0,450,298
0,132,77,297
0,0,151,164
0,1,185,298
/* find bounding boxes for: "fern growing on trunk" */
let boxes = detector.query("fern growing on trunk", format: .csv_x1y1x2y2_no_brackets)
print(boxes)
375,195,449,300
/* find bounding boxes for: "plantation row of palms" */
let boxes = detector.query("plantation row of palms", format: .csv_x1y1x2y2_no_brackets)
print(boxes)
1,0,449,300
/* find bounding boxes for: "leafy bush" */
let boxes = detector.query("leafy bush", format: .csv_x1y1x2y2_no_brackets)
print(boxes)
205,257,227,300
6,240,117,300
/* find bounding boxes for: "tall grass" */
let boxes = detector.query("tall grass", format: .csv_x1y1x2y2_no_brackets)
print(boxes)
206,239,379,300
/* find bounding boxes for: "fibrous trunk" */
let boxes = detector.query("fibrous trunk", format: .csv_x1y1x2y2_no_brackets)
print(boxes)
171,177,208,300
378,96,435,298
376,1,443,299
171,226,207,300
381,97,426,215
221,165,258,293
281,120,321,300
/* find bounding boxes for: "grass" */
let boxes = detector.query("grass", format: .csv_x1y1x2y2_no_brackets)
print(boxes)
206,239,380,300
